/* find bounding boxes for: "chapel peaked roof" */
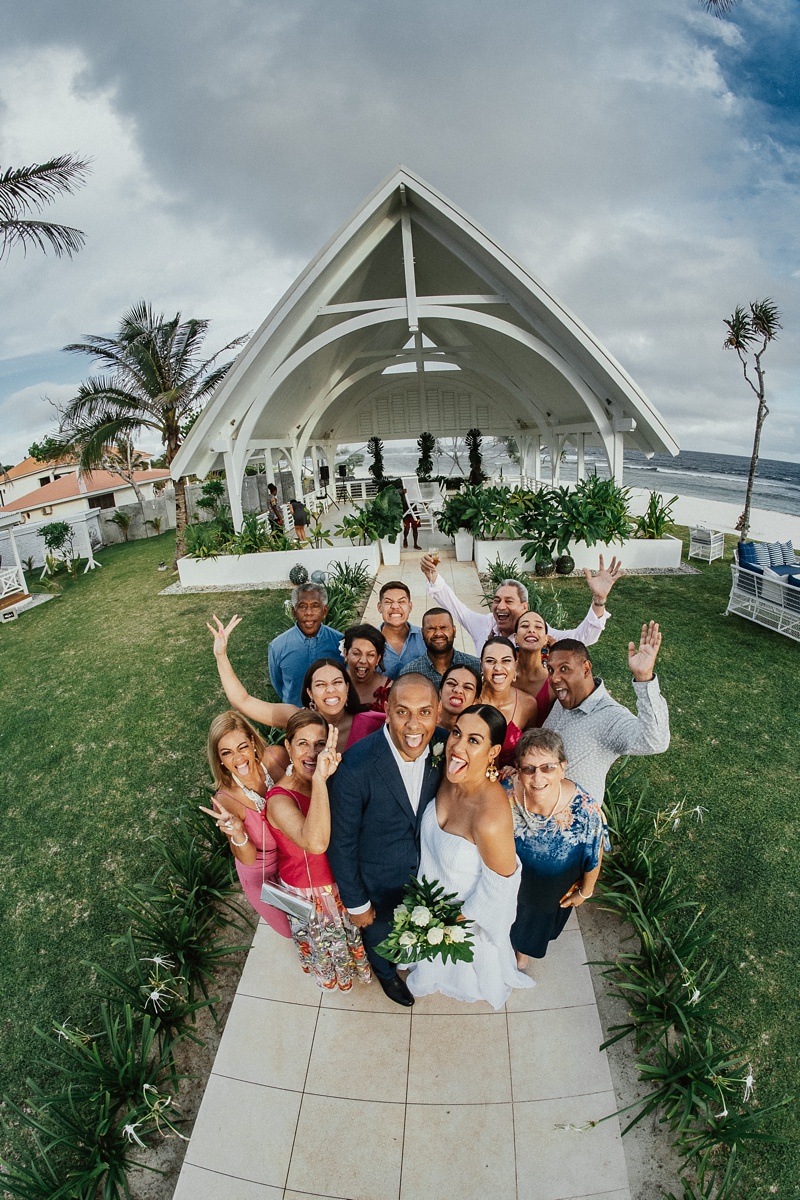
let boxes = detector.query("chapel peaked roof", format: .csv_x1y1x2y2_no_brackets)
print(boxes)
172,166,678,490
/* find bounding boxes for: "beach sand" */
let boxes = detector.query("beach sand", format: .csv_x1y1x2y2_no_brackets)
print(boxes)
627,487,800,544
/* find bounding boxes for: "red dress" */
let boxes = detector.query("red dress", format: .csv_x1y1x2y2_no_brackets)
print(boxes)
535,678,555,726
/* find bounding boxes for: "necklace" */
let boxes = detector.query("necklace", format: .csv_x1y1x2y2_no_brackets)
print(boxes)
522,782,564,824
231,765,273,813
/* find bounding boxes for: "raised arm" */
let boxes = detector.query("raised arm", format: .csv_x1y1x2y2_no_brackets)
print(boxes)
419,554,491,652
207,614,297,727
605,622,669,757
266,727,340,854
549,556,624,646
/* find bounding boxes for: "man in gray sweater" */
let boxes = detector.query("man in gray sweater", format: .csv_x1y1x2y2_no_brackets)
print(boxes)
543,621,670,802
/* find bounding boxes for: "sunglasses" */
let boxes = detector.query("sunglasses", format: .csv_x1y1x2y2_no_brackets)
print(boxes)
518,763,561,776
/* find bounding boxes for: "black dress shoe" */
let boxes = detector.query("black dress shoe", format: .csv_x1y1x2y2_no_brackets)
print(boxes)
378,974,415,1007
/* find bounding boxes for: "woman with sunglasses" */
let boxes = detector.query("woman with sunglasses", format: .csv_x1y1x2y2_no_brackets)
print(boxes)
510,728,606,969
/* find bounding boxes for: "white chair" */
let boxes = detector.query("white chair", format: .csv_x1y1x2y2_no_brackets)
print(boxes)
281,503,296,537
689,528,724,563
400,476,437,532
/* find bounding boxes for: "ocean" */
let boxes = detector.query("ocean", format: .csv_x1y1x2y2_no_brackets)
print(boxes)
377,444,800,519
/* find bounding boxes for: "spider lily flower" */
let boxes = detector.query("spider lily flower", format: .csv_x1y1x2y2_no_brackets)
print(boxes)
743,1064,754,1102
122,1122,147,1148
141,954,175,970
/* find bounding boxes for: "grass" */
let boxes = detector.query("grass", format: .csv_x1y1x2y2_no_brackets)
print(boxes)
0,533,290,1154
0,527,797,1196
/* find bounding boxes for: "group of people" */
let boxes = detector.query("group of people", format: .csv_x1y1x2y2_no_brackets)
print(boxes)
203,552,670,1009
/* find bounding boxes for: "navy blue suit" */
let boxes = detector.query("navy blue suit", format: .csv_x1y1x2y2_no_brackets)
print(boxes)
327,726,447,979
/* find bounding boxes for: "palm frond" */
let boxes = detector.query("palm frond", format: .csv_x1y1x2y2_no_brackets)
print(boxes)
0,156,91,217
749,298,781,342
0,219,86,260
702,0,738,14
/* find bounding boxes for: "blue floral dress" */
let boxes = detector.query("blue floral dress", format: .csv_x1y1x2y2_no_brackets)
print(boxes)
511,786,606,959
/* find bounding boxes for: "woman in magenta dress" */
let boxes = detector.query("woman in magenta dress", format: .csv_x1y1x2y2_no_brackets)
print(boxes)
201,710,292,937
208,614,385,747
514,611,556,725
478,636,538,768
342,623,391,711
266,711,372,990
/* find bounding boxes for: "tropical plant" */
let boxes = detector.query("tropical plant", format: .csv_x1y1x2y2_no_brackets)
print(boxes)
367,436,385,483
0,154,90,261
723,299,782,541
145,515,163,537
465,427,487,485
28,435,75,463
107,510,132,542
39,520,78,573
416,431,436,480
364,484,403,543
184,521,224,560
304,518,333,549
54,301,248,563
195,477,227,517
223,512,272,555
334,509,379,546
632,491,678,539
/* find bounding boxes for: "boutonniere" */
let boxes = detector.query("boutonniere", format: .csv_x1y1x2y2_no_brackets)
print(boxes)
430,741,445,769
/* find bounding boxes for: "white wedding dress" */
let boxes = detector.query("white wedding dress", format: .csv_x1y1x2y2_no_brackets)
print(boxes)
407,801,535,1010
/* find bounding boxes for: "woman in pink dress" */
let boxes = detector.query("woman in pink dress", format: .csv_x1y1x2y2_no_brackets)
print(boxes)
201,710,292,937
208,614,385,747
266,711,372,990
514,611,556,725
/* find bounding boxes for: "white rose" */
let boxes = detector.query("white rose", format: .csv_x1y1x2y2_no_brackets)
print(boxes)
432,742,445,757
399,931,417,947
427,926,444,945
445,925,466,943
393,904,408,922
411,905,431,927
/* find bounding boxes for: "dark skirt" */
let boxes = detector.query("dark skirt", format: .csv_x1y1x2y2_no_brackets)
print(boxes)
510,861,578,958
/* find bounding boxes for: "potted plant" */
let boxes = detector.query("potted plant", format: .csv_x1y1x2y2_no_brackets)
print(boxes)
363,485,403,564
436,485,483,560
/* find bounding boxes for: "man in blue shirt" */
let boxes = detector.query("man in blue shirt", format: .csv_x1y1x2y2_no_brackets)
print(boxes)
268,582,343,705
376,580,427,679
399,606,481,689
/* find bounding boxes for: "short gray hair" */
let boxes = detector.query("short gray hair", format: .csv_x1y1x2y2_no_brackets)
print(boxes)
291,582,328,607
515,727,566,766
497,578,528,604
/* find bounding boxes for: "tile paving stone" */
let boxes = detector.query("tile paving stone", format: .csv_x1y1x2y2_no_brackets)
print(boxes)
400,1101,516,1200
508,1004,613,1103
238,922,323,1007
407,1012,511,1104
213,993,319,1091
172,1163,283,1199
513,1090,629,1200
285,1093,405,1200
506,925,596,1013
304,1007,411,1103
184,1075,301,1189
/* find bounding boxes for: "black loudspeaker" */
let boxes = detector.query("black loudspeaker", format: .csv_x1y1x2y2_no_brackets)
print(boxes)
337,464,347,479
320,464,330,486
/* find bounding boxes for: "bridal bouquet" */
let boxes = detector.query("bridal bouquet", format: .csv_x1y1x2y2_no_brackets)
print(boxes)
375,875,475,965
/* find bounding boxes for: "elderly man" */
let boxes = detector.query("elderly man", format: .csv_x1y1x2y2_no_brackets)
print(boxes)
376,579,427,679
328,674,446,1005
398,606,481,689
419,554,623,653
267,582,343,706
543,621,670,802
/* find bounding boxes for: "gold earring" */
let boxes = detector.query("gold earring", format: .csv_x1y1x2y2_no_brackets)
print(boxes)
486,763,499,782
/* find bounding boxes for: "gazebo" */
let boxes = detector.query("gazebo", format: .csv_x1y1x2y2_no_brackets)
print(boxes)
171,167,678,529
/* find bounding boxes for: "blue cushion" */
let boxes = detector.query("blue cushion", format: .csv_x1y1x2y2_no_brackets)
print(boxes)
753,543,771,567
766,564,799,577
780,540,797,565
738,542,757,564
738,560,763,575
787,574,800,588
767,541,784,566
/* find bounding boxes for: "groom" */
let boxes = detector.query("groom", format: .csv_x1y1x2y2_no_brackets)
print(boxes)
328,674,447,1006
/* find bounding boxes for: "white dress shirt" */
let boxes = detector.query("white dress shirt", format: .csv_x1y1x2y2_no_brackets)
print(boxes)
347,726,431,915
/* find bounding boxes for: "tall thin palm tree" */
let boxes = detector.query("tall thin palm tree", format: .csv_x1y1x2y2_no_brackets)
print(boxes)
57,302,248,561
0,155,90,261
723,299,782,541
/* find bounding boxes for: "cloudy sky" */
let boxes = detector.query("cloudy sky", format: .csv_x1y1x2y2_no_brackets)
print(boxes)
1,0,799,466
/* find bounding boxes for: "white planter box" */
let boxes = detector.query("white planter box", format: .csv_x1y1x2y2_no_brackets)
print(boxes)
474,535,682,574
177,542,380,587
380,537,402,566
454,530,474,561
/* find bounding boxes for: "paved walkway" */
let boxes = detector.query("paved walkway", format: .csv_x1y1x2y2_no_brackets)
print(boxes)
173,550,631,1200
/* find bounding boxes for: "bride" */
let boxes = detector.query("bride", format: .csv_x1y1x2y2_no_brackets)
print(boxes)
407,704,535,1010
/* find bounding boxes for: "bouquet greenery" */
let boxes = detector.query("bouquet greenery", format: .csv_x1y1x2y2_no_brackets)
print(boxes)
375,876,475,965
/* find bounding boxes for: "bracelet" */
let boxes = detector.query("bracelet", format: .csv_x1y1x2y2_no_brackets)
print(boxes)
577,886,593,899
230,832,249,847
592,599,606,608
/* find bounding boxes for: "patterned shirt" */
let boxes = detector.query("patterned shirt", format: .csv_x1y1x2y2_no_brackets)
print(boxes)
399,648,482,690
543,677,670,803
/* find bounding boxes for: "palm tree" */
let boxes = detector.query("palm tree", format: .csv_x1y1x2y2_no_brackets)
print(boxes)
57,302,248,562
0,155,90,261
723,299,782,541
702,0,739,12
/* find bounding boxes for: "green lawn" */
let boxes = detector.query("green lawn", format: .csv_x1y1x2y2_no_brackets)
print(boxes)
0,531,797,1196
0,534,290,1141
